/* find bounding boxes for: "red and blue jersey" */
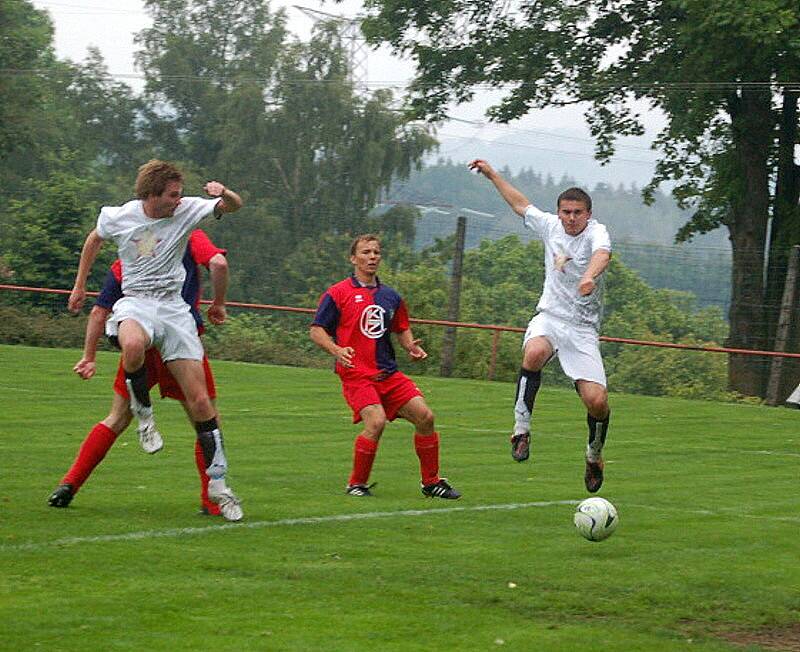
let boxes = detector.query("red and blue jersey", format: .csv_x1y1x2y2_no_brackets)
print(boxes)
95,229,226,334
312,276,410,379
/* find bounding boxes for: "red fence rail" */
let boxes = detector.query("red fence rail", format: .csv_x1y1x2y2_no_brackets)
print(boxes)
3,283,799,379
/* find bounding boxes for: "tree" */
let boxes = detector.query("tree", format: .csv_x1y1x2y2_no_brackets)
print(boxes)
0,0,60,190
360,0,800,397
4,165,110,308
135,1,436,245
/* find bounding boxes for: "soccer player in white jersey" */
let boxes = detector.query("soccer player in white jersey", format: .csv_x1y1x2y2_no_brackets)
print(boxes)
68,160,245,520
469,159,612,493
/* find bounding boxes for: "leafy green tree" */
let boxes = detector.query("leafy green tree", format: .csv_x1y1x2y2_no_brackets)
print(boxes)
4,166,110,308
360,0,800,397
0,0,63,191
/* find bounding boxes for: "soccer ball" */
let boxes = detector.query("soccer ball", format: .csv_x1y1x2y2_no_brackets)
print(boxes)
574,497,619,542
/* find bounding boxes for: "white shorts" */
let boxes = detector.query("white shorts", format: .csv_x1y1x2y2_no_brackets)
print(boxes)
522,312,606,387
106,295,204,362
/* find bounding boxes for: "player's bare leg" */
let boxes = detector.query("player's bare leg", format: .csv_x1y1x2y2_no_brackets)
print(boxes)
512,337,552,462
118,319,162,453
577,379,610,493
398,397,461,499
169,359,242,521
346,404,385,496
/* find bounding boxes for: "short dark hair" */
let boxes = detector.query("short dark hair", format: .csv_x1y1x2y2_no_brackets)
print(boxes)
350,234,381,256
557,187,592,212
135,159,184,199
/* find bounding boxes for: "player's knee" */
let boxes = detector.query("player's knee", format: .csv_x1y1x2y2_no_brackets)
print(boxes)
121,343,146,368
585,393,608,417
363,416,387,437
416,408,435,432
523,350,547,370
185,391,212,417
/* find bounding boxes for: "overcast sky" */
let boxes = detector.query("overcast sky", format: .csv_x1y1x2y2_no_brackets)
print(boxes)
31,0,666,186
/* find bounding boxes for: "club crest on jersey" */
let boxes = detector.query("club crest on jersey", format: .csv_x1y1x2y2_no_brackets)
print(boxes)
360,304,386,339
133,229,161,259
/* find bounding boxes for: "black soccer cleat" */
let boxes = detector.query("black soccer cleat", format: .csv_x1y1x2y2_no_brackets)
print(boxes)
48,483,75,508
421,478,461,500
584,458,604,493
511,432,530,462
346,482,376,497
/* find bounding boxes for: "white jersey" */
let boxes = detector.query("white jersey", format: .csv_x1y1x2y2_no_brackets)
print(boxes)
96,196,219,297
523,204,611,331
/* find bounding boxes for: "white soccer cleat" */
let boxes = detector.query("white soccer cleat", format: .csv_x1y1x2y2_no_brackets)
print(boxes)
137,417,164,454
207,478,244,522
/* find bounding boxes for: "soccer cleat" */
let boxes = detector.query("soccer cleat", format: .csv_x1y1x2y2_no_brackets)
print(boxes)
137,417,163,454
48,483,75,508
207,478,243,522
584,457,605,493
511,432,530,462
421,478,461,500
345,482,376,496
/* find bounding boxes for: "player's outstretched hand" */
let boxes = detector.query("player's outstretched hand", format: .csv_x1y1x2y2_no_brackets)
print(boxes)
73,358,96,380
204,181,226,198
468,159,493,177
578,276,596,296
207,302,227,325
407,339,428,361
335,346,355,368
68,287,86,314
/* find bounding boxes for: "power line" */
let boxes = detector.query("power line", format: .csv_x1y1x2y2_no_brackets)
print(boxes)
2,68,799,91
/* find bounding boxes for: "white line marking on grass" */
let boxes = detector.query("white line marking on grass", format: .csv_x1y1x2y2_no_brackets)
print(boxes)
1,500,578,553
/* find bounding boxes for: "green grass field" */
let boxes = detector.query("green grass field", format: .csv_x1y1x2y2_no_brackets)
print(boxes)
2,344,798,651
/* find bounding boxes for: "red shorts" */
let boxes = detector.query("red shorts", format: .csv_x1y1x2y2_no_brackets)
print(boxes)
341,371,423,423
113,348,216,401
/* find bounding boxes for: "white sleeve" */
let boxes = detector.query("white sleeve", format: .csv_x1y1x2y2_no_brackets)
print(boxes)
95,207,113,240
590,223,612,253
179,196,222,227
522,204,556,237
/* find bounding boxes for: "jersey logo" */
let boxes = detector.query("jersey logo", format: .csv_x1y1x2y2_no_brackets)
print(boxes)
355,294,364,303
554,252,572,272
360,304,386,339
133,229,161,258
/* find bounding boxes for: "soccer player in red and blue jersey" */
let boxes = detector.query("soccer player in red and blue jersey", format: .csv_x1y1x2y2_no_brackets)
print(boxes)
310,234,461,499
48,229,241,519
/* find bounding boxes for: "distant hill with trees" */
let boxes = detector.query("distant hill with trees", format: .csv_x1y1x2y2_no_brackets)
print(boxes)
386,161,732,311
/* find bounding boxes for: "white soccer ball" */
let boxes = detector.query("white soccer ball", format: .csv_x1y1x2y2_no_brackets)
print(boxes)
574,497,619,542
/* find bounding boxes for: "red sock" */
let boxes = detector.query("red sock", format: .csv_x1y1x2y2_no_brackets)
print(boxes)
195,440,219,515
348,435,379,486
62,423,117,491
414,432,440,486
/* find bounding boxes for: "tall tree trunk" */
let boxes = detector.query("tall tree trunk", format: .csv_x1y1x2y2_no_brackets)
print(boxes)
766,90,800,400
725,90,773,397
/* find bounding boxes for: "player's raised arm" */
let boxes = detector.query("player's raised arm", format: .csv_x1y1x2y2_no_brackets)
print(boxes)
68,229,104,313
468,159,531,217
204,181,243,215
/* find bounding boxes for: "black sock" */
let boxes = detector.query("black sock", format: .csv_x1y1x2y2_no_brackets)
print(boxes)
125,365,151,408
516,368,541,414
587,411,610,457
195,418,221,468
